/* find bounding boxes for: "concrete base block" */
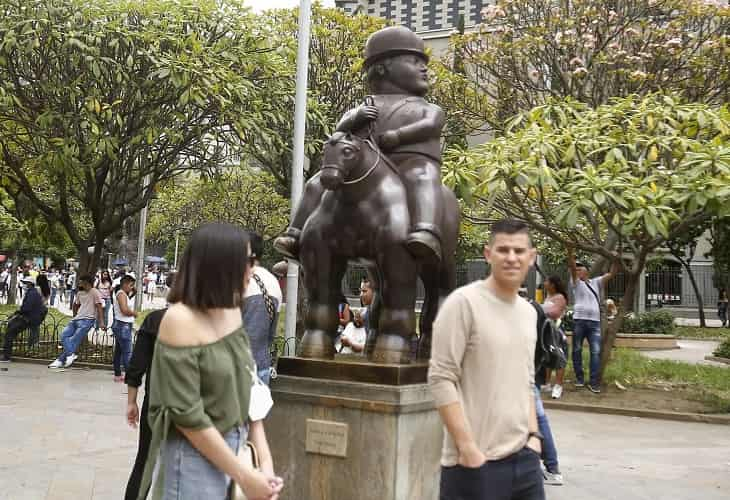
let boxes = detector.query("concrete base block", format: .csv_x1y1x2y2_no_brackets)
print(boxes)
267,374,443,500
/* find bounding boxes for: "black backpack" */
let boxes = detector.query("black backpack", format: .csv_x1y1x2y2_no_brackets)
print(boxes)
530,300,567,371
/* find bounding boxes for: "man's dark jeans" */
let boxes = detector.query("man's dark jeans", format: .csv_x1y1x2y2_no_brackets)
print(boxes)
440,447,545,500
2,314,29,359
124,396,152,500
572,319,601,387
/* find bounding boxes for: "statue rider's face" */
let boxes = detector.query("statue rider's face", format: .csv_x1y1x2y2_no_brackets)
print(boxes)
383,54,429,96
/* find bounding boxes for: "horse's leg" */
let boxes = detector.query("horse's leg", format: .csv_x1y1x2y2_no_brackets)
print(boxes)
417,265,439,360
371,246,418,364
297,241,343,359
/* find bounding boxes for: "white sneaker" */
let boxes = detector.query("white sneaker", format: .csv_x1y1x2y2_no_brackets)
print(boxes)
48,359,63,369
551,384,563,399
540,384,553,393
64,353,78,368
543,470,564,486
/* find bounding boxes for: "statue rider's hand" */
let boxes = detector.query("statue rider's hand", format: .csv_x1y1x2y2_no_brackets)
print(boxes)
354,105,378,127
377,130,400,151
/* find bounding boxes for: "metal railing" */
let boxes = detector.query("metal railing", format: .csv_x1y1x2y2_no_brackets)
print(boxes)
0,313,124,366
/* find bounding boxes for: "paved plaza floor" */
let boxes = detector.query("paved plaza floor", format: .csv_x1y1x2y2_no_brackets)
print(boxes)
1,363,729,500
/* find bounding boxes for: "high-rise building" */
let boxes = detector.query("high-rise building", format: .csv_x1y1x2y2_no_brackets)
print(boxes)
336,0,486,32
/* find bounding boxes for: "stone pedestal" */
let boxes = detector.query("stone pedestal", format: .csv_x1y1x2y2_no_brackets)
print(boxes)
267,359,443,500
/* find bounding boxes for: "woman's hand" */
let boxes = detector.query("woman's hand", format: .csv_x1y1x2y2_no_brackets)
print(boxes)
126,402,139,428
239,468,283,500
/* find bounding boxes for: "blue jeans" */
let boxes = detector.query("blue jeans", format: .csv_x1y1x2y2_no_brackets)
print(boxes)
96,298,111,329
534,385,559,474
440,448,545,500
572,319,601,387
112,320,133,376
58,318,95,363
161,425,244,499
258,367,271,386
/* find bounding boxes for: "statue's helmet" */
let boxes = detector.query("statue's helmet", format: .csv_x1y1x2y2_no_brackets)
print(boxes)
363,26,428,69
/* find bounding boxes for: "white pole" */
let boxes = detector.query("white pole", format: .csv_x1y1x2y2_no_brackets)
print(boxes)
134,174,151,312
284,0,312,356
173,231,180,270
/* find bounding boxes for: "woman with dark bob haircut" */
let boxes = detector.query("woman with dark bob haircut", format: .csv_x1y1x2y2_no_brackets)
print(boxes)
139,223,283,500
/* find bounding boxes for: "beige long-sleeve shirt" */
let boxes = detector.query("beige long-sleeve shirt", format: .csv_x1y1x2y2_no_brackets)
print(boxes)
428,280,537,466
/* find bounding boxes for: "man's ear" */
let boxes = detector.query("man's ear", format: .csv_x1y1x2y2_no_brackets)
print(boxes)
483,244,491,264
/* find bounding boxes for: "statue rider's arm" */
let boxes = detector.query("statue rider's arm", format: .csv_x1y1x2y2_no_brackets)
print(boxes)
335,108,359,132
382,105,445,149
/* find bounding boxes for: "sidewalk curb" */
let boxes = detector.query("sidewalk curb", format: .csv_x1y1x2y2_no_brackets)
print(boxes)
704,355,730,365
543,400,730,425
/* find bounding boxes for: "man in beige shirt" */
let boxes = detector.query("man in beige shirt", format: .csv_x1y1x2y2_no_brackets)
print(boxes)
428,219,545,500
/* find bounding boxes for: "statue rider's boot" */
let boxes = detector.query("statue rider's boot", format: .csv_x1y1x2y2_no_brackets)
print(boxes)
273,228,301,261
406,228,442,265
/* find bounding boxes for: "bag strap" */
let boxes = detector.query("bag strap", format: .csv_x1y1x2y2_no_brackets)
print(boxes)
584,280,601,308
252,272,275,322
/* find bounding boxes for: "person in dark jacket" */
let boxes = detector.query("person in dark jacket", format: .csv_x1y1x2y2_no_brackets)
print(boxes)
123,272,174,500
0,275,47,362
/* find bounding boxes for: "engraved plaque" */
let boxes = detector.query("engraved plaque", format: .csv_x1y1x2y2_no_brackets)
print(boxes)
305,419,348,458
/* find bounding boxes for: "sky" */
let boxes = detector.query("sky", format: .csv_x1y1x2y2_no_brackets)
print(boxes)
242,0,335,12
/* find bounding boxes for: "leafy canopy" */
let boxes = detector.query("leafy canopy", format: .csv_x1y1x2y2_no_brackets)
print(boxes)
445,94,730,273
0,0,289,270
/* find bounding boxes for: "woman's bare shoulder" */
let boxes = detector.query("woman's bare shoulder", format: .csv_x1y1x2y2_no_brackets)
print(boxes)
158,304,204,347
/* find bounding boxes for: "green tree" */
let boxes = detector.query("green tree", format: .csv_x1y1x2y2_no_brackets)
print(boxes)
147,169,290,265
436,0,730,133
445,94,730,378
0,0,289,273
243,6,386,193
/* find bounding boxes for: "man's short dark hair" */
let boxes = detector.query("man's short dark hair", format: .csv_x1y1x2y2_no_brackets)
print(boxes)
121,275,135,286
245,230,264,261
78,274,93,285
488,219,531,245
167,222,250,309
575,261,591,270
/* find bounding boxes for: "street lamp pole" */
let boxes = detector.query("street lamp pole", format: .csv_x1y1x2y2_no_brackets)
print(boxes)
283,0,312,356
134,174,151,311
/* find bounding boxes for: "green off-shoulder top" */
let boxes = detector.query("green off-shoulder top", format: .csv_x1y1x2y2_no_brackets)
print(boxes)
137,327,255,500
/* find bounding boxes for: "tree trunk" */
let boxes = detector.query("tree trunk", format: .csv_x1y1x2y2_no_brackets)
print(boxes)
77,238,104,275
7,254,19,306
598,270,640,383
682,261,706,327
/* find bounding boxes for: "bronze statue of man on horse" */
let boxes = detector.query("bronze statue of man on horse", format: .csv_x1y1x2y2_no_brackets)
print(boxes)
274,26,460,364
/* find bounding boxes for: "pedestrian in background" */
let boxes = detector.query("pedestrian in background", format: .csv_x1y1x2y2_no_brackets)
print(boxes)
541,275,568,400
567,248,618,393
112,275,137,382
124,272,175,500
97,270,113,330
242,230,282,385
718,289,728,327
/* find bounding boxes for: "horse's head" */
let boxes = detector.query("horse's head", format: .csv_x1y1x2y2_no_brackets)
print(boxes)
320,132,366,190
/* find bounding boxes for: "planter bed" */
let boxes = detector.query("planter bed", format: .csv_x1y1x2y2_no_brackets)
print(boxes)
704,355,730,365
566,332,678,350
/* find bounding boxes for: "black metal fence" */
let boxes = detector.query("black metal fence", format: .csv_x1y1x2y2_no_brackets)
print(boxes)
0,312,120,366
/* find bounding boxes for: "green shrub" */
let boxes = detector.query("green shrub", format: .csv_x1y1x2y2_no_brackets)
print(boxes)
620,310,675,335
714,338,730,359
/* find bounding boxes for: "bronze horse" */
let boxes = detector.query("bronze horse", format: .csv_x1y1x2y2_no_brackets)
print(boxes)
297,131,459,364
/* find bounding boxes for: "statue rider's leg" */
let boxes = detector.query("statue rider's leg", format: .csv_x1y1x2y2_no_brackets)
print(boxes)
273,172,326,259
396,156,444,263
